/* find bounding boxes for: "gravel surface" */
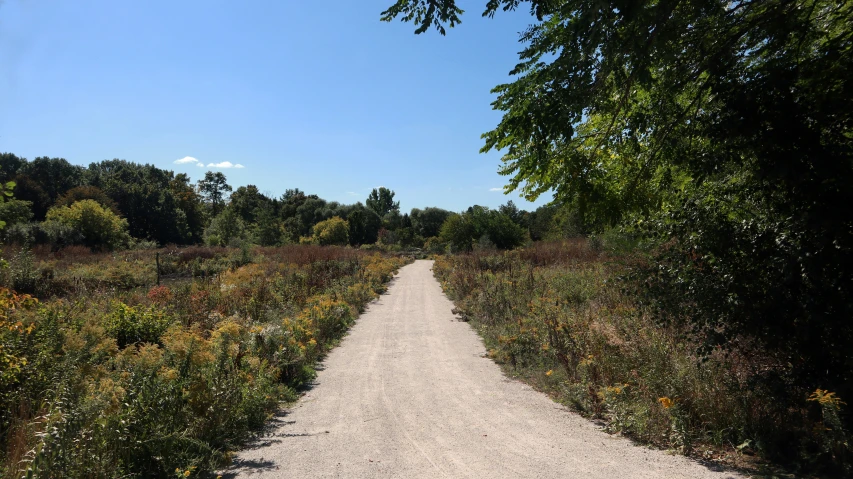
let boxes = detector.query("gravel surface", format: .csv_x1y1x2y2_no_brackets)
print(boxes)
222,260,742,478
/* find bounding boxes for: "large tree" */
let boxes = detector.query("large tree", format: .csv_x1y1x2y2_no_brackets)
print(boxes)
383,0,853,437
197,171,232,217
410,207,452,238
87,160,192,245
366,187,400,217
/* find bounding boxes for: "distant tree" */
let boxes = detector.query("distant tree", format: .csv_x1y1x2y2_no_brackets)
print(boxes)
44,199,129,251
170,173,206,244
18,157,84,203
230,185,268,224
440,207,526,252
396,227,421,248
439,214,476,253
347,209,366,246
0,153,25,181
11,176,51,220
85,160,191,244
307,216,349,246
527,204,558,241
498,201,527,227
345,204,381,246
197,171,232,216
382,210,403,230
55,186,121,215
0,180,18,230
279,189,328,239
410,207,452,238
254,204,284,246
0,199,34,228
484,212,526,250
203,207,248,246
366,187,399,217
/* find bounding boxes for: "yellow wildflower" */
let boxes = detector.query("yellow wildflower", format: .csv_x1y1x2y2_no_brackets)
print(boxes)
808,389,846,408
658,397,674,409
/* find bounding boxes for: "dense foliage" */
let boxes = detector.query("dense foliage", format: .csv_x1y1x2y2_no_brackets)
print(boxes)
44,200,130,251
1,153,538,254
0,245,407,477
435,242,851,475
384,0,853,464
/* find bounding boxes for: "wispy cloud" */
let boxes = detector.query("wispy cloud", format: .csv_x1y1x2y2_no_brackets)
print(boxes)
175,157,245,169
489,187,504,192
206,161,245,169
346,191,359,197
175,156,201,165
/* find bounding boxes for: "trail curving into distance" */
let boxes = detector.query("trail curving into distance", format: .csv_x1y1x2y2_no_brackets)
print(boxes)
223,260,741,479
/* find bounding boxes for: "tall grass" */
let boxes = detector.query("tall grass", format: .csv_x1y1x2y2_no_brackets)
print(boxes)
0,245,407,478
433,240,850,476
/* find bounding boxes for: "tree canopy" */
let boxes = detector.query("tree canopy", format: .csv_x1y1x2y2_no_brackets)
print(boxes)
366,187,400,217
383,0,853,426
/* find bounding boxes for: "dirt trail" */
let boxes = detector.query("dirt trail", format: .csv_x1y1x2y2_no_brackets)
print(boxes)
223,260,741,478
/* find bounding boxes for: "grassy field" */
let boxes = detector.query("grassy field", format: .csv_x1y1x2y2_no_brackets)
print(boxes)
433,240,850,477
0,245,408,478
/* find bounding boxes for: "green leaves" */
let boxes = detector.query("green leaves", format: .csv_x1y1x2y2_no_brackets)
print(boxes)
385,2,853,453
0,181,16,230
1,181,14,199
381,0,464,35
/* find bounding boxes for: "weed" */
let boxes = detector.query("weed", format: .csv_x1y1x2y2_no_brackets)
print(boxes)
0,245,408,477
433,241,851,476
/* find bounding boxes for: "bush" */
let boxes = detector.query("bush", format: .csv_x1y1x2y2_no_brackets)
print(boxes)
1,222,48,246
44,199,129,251
439,208,527,252
105,302,171,348
434,242,852,475
0,199,33,228
204,207,250,246
423,236,447,254
308,216,349,246
0,245,409,477
54,186,120,215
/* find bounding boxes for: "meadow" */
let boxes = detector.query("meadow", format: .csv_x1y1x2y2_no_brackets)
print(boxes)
0,244,407,477
433,239,850,476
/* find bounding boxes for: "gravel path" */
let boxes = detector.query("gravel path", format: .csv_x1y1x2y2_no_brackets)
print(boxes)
223,260,742,478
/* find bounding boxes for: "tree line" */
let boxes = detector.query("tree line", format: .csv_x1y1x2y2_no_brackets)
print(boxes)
0,153,571,252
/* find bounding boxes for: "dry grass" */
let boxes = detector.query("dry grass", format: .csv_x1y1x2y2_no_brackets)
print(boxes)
0,245,409,477
434,240,850,476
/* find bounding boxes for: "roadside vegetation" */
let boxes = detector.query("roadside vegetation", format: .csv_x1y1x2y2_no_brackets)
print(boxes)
0,244,407,477
383,0,851,476
434,238,850,476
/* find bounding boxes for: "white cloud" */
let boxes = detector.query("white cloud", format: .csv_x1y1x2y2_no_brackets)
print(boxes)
206,161,245,169
346,191,359,196
489,187,503,192
175,156,201,165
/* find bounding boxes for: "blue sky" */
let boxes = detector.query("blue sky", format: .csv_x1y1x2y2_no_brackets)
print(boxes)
0,0,553,213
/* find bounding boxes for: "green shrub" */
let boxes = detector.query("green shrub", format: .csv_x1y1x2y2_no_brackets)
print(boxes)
434,242,852,475
105,302,171,348
0,199,34,228
204,207,250,246
45,199,129,251
1,245,409,477
307,216,349,246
